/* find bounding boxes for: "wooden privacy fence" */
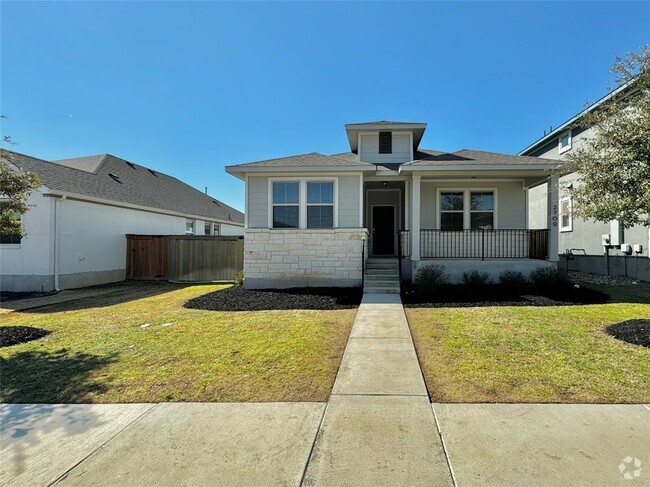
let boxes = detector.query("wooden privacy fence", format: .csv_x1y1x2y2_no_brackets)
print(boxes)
126,235,244,282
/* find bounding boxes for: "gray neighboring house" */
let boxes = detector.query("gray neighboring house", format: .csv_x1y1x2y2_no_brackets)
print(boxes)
520,84,650,280
226,121,559,291
1,151,244,292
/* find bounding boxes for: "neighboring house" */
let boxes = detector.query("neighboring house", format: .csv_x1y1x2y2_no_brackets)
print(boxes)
520,84,650,280
226,121,559,290
1,151,244,292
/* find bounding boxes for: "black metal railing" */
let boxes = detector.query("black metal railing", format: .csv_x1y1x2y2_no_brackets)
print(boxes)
405,229,549,260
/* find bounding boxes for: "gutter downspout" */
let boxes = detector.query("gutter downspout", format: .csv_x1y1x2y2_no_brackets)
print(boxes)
53,195,66,291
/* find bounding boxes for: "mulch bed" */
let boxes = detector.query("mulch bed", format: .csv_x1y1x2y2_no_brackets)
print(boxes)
606,319,650,348
0,326,51,348
402,283,609,308
185,286,363,311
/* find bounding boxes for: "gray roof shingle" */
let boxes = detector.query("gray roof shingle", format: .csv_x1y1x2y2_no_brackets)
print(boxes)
402,149,561,167
4,150,244,224
227,152,375,169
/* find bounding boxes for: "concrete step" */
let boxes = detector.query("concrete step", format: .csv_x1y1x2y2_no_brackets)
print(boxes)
363,286,401,294
365,279,400,287
365,270,399,276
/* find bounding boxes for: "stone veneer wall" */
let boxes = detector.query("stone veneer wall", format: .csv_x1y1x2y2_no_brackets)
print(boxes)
244,228,368,288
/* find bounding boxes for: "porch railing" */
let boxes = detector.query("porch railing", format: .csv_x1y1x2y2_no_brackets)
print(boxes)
398,229,548,260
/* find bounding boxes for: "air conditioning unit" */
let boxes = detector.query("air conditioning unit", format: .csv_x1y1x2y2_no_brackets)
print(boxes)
633,244,644,254
620,243,632,255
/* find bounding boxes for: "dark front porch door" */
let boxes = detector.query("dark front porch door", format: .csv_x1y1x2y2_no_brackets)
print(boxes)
372,205,395,256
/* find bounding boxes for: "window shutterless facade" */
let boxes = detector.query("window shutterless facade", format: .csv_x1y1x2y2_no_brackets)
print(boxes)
204,222,211,235
213,223,220,236
559,129,572,154
269,178,338,229
185,219,195,235
438,189,497,230
0,211,22,244
559,197,572,232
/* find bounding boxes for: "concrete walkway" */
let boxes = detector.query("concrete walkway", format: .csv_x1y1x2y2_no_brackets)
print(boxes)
302,293,453,486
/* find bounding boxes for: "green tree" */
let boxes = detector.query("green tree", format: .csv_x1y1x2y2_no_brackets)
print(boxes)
564,46,650,228
0,147,41,237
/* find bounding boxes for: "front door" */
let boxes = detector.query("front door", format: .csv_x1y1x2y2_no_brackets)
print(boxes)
372,205,395,256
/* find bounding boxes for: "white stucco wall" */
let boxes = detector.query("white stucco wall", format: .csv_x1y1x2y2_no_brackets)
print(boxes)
243,228,368,288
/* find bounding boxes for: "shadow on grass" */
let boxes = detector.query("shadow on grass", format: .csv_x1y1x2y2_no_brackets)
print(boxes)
0,349,117,403
1,281,192,314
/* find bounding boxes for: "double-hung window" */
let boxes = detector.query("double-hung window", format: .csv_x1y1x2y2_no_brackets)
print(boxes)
272,181,300,228
204,222,211,235
307,181,334,228
185,219,195,235
213,223,221,236
559,130,572,154
0,211,22,244
439,192,464,231
559,197,572,232
470,192,494,229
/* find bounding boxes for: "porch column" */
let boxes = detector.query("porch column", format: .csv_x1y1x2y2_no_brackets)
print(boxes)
546,174,559,261
411,175,421,260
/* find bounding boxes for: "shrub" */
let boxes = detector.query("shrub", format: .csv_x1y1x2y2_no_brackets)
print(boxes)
498,270,528,287
462,269,493,286
529,267,567,287
234,271,245,286
415,265,449,293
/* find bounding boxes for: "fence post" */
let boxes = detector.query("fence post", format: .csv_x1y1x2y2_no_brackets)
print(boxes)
481,228,485,261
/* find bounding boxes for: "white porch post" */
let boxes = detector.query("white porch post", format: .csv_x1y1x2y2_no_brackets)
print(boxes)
546,175,559,261
411,175,421,261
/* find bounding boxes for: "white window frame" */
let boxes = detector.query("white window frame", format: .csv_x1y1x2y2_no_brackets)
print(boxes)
204,222,212,236
185,219,195,235
0,206,23,247
559,196,573,232
268,177,338,229
306,180,336,229
558,129,572,154
436,188,498,230
213,223,221,236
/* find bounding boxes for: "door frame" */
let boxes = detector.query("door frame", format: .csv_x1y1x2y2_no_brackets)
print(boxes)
370,204,397,256
366,188,401,257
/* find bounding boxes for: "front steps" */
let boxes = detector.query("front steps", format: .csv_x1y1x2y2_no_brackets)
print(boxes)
363,258,400,294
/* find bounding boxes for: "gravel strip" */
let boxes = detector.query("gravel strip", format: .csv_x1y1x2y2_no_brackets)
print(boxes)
185,286,363,311
568,271,644,285
606,319,650,348
0,326,51,347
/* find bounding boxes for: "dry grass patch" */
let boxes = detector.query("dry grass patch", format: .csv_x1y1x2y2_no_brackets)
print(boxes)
406,283,650,403
0,284,355,403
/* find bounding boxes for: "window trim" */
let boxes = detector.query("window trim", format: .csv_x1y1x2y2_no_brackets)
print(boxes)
306,180,335,229
204,221,212,235
185,219,195,235
213,223,221,236
559,196,573,232
435,188,498,230
268,177,338,229
1,209,24,246
558,129,572,154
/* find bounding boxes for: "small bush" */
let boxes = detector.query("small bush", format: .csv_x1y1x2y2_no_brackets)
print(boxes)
462,269,493,286
234,271,245,286
415,265,449,293
529,267,567,287
498,270,528,287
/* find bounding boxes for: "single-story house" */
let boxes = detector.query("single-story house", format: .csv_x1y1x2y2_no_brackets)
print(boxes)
226,121,560,291
1,150,244,292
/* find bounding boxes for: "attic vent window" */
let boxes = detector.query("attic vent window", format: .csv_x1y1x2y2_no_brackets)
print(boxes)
378,132,392,154
108,173,122,183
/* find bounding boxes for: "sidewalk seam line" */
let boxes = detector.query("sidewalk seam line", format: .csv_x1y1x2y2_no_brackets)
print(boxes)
47,403,158,486
299,401,329,486
432,405,458,487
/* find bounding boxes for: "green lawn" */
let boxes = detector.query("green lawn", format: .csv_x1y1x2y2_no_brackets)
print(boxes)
0,284,356,403
406,283,650,403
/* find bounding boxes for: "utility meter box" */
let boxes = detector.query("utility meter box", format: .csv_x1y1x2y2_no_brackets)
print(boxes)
602,234,611,246
620,243,632,254
610,220,623,246
633,244,644,254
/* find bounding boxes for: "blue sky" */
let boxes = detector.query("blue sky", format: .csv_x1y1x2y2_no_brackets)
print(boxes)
2,2,649,211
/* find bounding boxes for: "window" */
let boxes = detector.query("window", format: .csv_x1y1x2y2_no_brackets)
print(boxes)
440,192,464,231
204,222,211,235
307,181,334,228
272,181,299,228
185,219,195,235
559,197,572,232
213,223,221,236
559,130,572,154
0,212,22,244
378,132,392,154
470,192,494,230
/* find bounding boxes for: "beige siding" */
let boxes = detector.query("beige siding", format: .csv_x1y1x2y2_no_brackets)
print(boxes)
247,176,268,228
419,181,526,229
359,133,411,164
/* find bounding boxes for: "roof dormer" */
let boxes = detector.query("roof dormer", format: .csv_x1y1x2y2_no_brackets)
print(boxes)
344,121,426,164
